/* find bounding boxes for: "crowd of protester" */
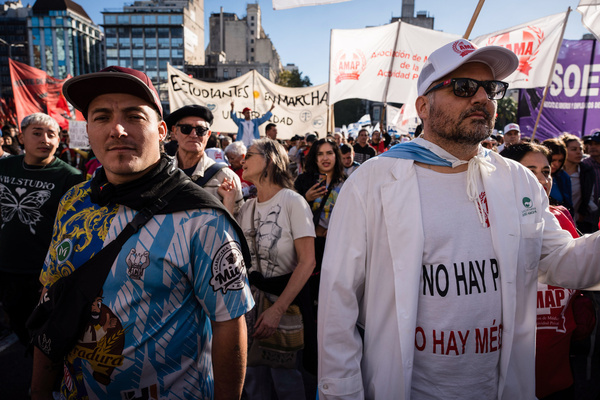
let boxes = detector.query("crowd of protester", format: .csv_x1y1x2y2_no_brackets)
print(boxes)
1,64,600,399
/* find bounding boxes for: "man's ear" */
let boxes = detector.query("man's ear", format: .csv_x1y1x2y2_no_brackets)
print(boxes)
158,121,168,142
415,95,430,121
17,132,24,145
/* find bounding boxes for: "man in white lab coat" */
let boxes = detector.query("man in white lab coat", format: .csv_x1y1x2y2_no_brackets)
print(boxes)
317,39,600,400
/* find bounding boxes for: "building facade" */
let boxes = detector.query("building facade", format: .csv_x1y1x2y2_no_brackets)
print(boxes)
0,0,30,98
191,3,282,82
29,0,103,79
102,0,204,107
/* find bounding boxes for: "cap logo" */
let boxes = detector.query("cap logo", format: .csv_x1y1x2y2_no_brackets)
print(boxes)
452,41,476,58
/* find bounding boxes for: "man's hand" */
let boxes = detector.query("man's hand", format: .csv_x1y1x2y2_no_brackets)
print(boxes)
231,101,235,111
270,103,275,112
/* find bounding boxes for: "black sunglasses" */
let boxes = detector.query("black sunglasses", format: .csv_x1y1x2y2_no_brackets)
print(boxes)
176,124,210,136
424,78,509,100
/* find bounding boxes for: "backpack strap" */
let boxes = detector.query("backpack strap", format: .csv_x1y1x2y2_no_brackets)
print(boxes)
193,162,228,187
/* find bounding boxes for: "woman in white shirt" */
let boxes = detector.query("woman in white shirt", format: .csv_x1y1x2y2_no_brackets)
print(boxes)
235,138,316,400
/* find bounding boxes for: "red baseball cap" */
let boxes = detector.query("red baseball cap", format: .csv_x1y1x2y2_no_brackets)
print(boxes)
242,107,251,113
63,66,163,118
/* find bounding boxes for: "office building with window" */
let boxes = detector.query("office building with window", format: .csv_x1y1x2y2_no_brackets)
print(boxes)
102,0,204,107
0,0,30,98
190,3,282,82
29,0,103,79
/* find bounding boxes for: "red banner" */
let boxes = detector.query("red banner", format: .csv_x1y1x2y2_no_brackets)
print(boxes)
9,58,73,129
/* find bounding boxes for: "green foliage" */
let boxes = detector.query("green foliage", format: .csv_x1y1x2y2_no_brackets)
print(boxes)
277,69,312,87
495,96,517,131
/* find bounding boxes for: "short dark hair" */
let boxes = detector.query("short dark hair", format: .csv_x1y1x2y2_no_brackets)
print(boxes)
340,144,353,155
500,142,550,163
265,123,276,132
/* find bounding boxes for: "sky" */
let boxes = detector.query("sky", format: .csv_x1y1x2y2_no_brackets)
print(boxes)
23,0,591,84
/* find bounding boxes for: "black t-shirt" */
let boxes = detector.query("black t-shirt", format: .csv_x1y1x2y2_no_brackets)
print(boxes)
0,155,84,274
353,143,376,164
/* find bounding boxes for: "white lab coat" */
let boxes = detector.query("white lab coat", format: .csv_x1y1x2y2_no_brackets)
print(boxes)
317,152,600,400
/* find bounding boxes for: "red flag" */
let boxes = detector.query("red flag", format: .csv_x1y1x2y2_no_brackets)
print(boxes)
9,58,72,127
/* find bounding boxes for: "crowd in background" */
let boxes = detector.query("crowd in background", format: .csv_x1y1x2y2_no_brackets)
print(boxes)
2,110,600,399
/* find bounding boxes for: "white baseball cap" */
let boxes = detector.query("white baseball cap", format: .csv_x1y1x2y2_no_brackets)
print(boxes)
504,123,520,133
417,39,519,96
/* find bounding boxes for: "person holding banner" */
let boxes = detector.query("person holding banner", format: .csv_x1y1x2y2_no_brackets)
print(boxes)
317,38,600,400
231,101,275,148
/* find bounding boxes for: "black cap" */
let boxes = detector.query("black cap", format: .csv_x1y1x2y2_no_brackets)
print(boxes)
584,130,600,143
165,105,214,129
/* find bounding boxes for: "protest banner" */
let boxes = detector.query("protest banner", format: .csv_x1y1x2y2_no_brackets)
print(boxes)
68,120,89,149
578,0,600,42
9,58,71,128
472,12,568,89
328,21,460,105
167,64,328,139
272,0,350,10
518,39,600,141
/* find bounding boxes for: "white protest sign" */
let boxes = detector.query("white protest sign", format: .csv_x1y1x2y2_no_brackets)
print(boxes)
329,21,459,104
472,12,568,89
68,120,89,149
167,65,328,139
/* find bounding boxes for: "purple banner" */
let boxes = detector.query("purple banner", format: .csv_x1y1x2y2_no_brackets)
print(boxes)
518,39,600,141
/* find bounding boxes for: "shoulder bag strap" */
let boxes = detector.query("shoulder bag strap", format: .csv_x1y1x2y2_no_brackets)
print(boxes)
194,162,228,187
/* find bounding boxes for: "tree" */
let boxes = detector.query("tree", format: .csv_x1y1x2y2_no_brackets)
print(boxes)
277,69,311,87
495,95,518,131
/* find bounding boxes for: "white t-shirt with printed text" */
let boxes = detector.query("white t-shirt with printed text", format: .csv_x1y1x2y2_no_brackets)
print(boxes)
411,166,502,400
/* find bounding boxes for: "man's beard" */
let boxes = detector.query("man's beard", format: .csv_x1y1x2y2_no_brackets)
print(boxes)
428,101,495,146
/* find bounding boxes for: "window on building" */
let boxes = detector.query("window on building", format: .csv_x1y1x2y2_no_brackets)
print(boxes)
236,68,241,77
251,56,254,61
223,69,228,78
157,15,169,24
107,58,118,66
119,49,130,58
131,15,143,24
144,15,156,24
250,30,254,35
106,38,117,48
251,39,254,44
251,48,254,52
105,27,117,36
250,22,254,26
119,37,131,49
171,15,183,24
145,48,157,58
117,15,129,24
251,16,254,20
133,58,144,69
158,49,170,57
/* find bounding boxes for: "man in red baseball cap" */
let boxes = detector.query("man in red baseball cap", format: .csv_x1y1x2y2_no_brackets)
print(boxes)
32,66,253,400
230,100,275,148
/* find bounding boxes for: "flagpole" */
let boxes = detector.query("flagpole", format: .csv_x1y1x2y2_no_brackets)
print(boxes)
463,0,486,39
381,20,403,105
531,8,571,141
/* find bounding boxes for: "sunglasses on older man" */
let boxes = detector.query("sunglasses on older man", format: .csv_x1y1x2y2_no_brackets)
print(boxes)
176,124,210,136
424,78,509,100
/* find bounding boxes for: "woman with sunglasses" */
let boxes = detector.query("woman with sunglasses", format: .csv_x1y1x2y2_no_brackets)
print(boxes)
236,138,316,399
294,138,346,311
